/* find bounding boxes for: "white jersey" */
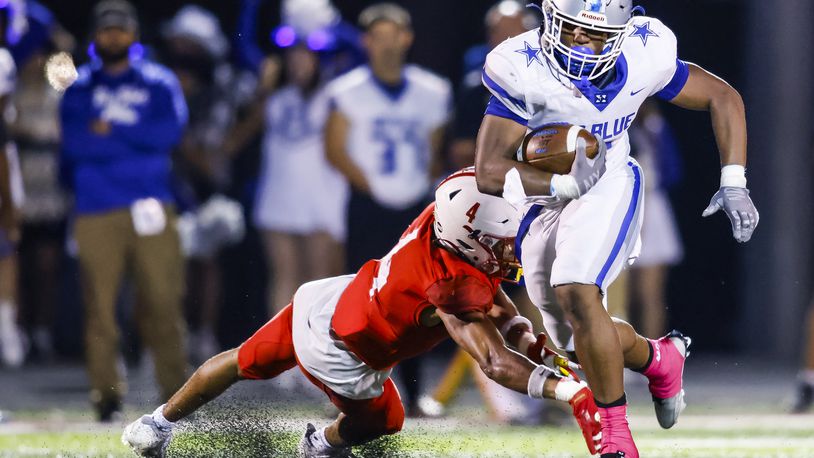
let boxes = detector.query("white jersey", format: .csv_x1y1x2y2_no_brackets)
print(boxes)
485,18,690,352
254,85,348,241
291,275,391,400
325,65,452,210
483,17,687,173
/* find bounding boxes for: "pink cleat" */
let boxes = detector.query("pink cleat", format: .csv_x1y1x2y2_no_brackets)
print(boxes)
598,404,639,458
642,330,692,429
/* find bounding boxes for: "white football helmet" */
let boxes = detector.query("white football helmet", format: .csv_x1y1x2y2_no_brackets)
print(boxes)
541,0,634,80
434,168,521,281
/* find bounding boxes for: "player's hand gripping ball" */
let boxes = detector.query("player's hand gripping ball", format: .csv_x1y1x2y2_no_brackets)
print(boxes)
517,123,600,175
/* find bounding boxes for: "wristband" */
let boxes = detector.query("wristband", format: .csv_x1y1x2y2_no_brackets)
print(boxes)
550,174,580,199
527,365,553,399
500,316,533,341
720,164,747,188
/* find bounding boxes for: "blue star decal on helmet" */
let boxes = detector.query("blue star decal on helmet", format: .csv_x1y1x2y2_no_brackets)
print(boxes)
630,21,659,46
515,41,543,67
586,0,605,13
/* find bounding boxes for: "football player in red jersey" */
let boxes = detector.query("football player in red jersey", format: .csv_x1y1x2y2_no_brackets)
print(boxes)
122,169,601,457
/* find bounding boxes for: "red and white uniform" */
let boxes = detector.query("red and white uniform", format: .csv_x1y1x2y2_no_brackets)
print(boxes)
237,204,500,429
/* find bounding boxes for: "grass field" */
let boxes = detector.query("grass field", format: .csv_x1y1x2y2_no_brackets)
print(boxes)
3,409,814,457
2,358,813,457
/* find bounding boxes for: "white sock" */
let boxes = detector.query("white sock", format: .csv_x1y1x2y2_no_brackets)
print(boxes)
311,426,336,450
800,370,814,386
152,404,175,431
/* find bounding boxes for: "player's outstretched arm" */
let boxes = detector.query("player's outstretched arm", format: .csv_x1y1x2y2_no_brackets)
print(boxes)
122,349,243,456
488,289,580,376
438,307,555,394
669,64,759,242
438,308,601,454
474,114,553,196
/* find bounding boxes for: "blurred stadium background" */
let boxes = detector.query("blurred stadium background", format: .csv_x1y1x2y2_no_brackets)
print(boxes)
1,0,813,456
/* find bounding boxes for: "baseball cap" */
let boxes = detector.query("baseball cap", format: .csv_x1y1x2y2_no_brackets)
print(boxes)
93,0,138,32
358,3,411,31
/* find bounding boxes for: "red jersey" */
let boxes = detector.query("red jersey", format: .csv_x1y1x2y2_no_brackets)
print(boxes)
331,204,502,370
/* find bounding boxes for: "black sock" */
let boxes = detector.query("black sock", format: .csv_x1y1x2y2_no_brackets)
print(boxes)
595,393,627,409
632,339,654,373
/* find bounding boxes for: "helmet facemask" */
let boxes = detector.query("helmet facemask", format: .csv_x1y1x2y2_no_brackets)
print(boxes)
541,0,631,81
436,229,521,284
474,233,523,283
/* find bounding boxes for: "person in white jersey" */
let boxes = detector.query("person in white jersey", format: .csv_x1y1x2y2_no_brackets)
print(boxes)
323,3,452,417
253,40,349,317
0,1,26,368
473,1,759,456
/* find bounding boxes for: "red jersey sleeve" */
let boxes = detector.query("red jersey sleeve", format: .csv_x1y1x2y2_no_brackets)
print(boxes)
425,275,494,316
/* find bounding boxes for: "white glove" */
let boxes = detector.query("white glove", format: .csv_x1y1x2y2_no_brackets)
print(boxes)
122,411,173,457
551,135,608,200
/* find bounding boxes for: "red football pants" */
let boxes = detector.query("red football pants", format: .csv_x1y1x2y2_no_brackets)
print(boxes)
237,303,404,435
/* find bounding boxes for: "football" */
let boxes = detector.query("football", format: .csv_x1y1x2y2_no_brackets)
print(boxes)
517,123,600,175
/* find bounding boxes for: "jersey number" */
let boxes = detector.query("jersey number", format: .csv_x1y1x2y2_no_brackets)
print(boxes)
369,227,420,298
372,118,423,176
466,202,481,224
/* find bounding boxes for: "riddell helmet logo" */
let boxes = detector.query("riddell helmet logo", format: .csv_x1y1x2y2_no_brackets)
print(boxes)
578,11,607,23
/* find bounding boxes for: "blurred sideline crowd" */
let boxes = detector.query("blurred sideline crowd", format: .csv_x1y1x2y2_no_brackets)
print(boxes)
0,0,702,422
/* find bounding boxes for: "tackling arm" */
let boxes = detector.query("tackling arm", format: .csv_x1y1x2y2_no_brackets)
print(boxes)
438,307,601,454
473,115,553,196
437,308,556,395
488,289,579,375
487,288,538,354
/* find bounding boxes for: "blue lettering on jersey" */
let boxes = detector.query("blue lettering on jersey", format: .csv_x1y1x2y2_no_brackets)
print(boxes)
372,118,423,175
93,85,149,125
588,113,636,140
277,98,317,141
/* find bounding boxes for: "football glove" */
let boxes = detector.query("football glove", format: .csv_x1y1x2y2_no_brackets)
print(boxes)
525,333,582,381
702,186,759,243
551,135,607,200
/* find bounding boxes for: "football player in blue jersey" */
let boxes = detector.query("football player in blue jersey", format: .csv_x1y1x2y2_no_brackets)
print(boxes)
473,1,758,456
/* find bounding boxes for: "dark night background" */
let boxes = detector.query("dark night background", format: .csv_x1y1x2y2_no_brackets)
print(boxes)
37,0,811,359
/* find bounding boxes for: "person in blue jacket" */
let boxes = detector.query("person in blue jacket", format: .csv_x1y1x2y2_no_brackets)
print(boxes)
59,0,188,422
